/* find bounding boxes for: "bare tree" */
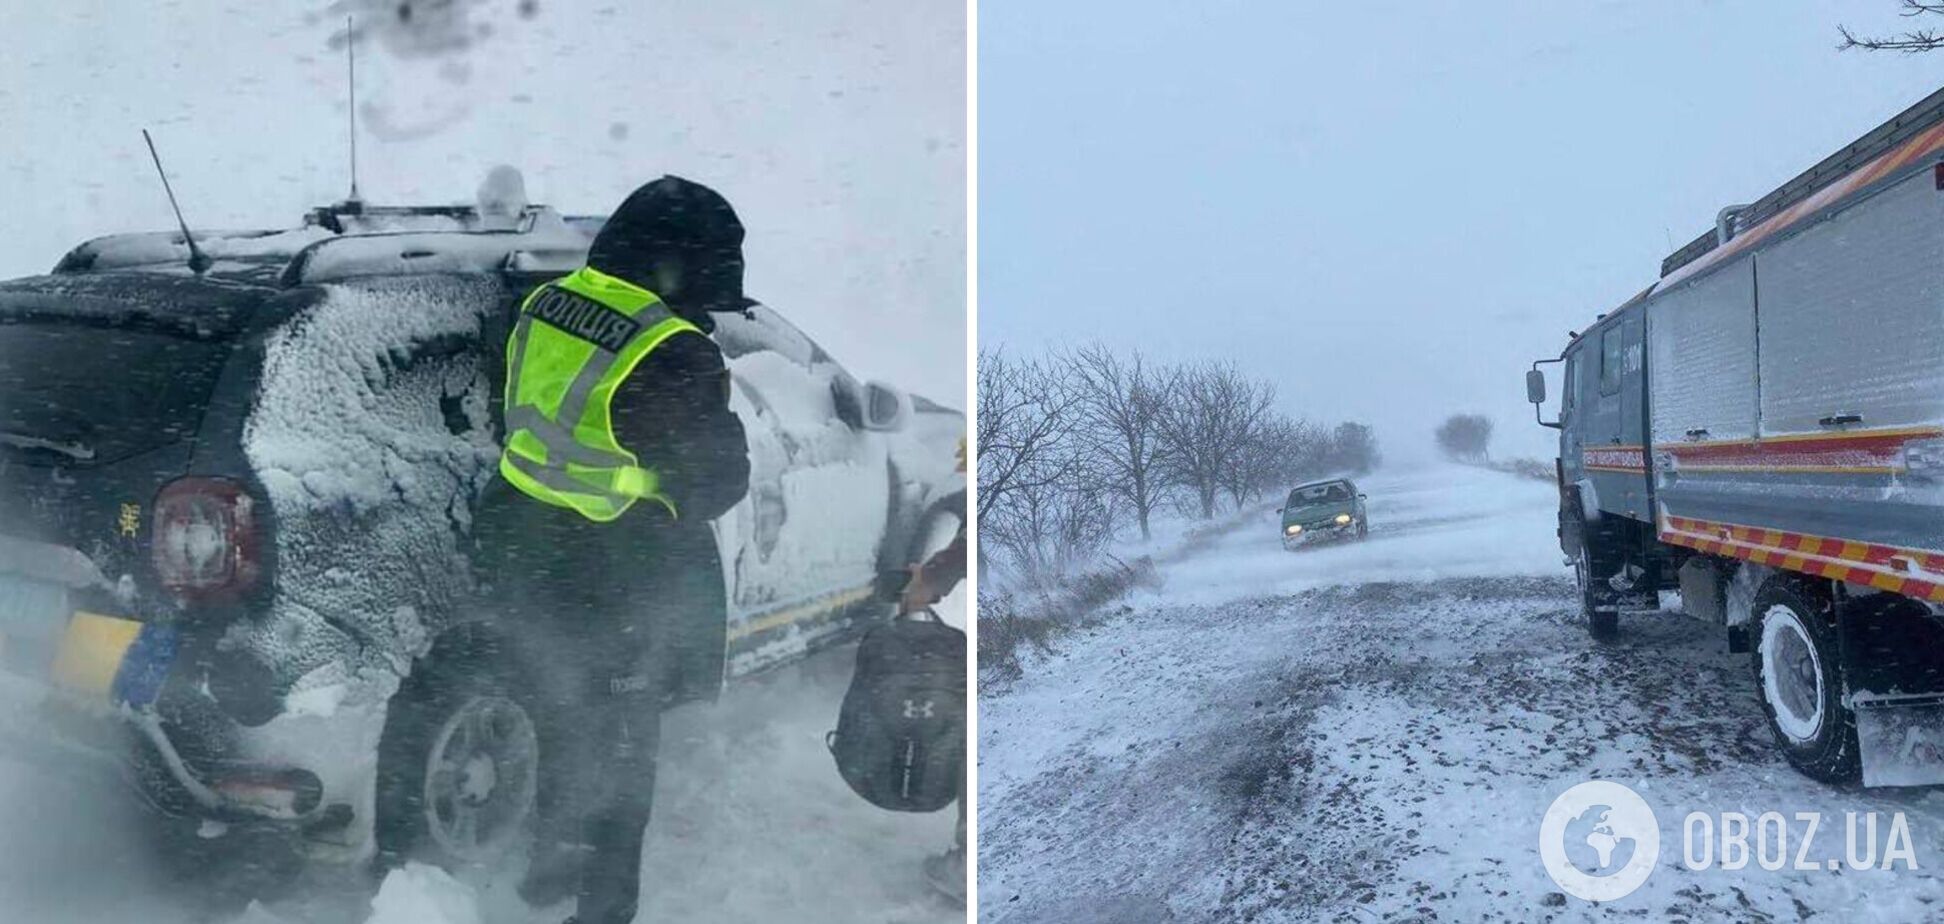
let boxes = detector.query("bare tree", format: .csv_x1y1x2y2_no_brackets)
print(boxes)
1322,421,1381,475
1840,2,1944,51
1233,415,1323,504
985,470,1115,584
1066,344,1175,541
1157,361,1273,519
976,348,1080,526
1435,413,1494,462
1217,380,1279,510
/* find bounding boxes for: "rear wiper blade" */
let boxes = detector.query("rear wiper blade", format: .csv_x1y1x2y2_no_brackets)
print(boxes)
0,431,95,461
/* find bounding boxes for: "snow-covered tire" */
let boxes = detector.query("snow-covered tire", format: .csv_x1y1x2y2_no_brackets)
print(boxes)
1566,510,1618,640
374,627,542,876
1752,577,1859,784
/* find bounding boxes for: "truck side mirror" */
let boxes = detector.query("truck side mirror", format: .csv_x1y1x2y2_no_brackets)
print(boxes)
1527,358,1564,430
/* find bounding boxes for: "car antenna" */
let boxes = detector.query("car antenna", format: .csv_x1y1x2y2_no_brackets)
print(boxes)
344,15,363,207
141,128,212,276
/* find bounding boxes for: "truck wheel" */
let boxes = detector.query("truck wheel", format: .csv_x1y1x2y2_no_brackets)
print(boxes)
374,628,542,876
1567,514,1618,640
1752,578,1859,783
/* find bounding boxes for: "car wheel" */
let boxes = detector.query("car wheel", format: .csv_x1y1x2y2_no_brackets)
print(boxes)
1752,578,1859,783
374,628,541,876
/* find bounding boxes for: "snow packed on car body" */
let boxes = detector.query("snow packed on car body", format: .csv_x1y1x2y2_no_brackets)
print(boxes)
0,183,965,873
1527,83,1944,788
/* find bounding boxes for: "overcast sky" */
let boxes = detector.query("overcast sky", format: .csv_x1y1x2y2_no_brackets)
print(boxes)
0,1,964,406
979,0,1943,462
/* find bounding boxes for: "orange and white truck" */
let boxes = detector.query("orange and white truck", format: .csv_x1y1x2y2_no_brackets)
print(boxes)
1527,84,1944,786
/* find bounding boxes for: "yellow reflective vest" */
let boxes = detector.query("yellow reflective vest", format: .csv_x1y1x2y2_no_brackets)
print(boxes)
499,266,703,522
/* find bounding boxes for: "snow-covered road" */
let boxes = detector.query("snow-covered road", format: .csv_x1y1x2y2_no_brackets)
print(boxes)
978,464,1944,922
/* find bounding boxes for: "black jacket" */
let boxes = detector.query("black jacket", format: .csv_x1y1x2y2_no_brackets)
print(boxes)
609,327,749,522
586,175,752,522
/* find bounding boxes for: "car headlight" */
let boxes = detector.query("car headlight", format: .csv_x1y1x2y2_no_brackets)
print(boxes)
1335,513,1352,525
1285,524,1302,536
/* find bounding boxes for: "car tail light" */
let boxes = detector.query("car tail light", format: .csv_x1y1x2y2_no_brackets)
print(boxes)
152,478,261,601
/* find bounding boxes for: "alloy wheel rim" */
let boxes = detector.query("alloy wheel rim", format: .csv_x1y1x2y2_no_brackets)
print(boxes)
423,694,539,861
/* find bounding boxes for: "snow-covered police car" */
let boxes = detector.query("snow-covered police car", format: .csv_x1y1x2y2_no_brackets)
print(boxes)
0,187,964,881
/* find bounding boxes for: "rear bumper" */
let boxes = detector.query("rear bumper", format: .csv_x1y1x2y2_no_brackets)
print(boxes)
0,665,329,830
1,542,376,859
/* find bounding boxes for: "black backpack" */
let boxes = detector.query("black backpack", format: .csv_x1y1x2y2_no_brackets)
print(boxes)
827,610,966,813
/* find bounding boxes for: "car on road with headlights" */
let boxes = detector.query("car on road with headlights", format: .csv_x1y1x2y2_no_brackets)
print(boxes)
1279,478,1367,549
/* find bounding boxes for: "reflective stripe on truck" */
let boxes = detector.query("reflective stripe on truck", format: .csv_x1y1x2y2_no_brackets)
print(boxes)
1660,513,1944,603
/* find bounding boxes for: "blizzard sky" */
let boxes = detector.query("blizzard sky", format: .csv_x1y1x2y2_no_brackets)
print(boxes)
979,1,1943,462
0,1,965,407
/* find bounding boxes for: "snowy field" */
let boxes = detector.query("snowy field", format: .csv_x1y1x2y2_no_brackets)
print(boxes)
978,463,1944,922
0,587,963,924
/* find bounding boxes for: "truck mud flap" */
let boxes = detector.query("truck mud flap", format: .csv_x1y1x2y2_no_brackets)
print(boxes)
1855,696,1944,787
1841,594,1944,787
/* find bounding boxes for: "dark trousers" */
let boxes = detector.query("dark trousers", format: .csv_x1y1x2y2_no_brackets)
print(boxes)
471,478,726,923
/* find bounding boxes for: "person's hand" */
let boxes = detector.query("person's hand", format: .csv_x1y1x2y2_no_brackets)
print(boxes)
901,564,941,614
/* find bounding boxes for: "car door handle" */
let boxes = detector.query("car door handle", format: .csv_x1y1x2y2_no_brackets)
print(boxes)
1684,428,1709,441
1818,413,1863,428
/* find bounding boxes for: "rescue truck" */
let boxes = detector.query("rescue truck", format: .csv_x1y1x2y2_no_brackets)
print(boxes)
1527,85,1944,787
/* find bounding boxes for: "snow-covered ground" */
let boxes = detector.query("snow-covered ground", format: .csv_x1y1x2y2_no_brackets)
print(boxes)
978,463,1944,922
0,585,964,924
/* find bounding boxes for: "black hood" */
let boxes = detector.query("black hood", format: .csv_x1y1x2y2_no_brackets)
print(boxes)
587,175,750,325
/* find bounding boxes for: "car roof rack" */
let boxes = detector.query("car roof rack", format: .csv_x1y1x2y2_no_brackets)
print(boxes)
1661,83,1944,278
278,207,596,286
53,203,606,288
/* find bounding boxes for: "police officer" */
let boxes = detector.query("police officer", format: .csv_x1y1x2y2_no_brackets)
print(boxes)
472,175,752,924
